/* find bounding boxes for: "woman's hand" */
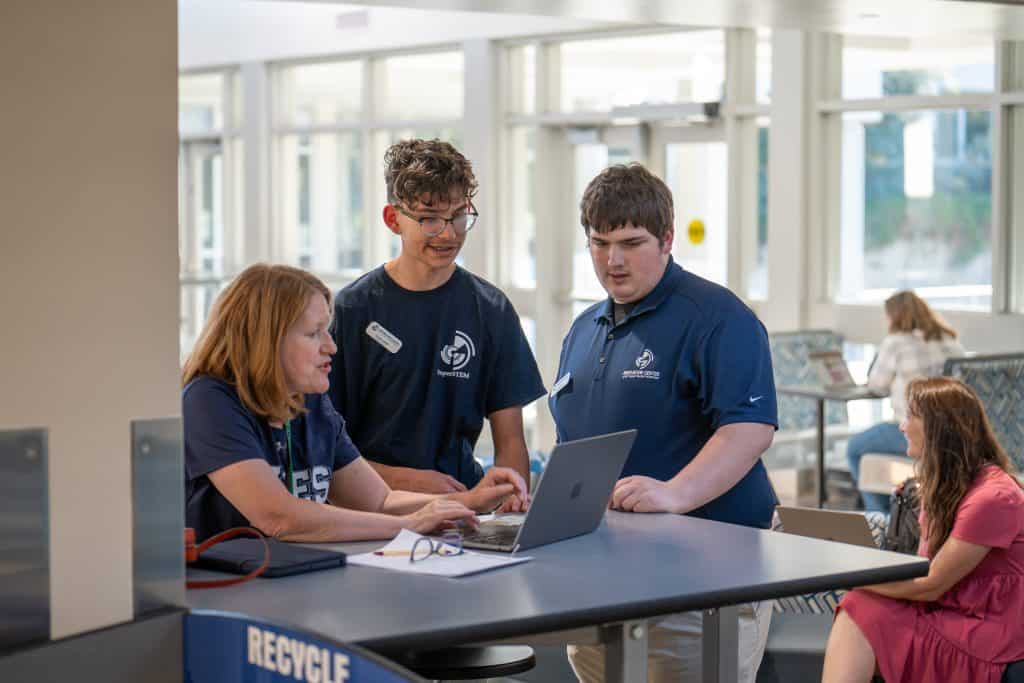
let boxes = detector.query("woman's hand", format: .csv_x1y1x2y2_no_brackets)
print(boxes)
401,499,478,534
455,467,530,513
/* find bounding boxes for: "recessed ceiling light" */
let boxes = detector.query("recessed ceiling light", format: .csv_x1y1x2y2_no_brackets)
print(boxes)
858,11,881,19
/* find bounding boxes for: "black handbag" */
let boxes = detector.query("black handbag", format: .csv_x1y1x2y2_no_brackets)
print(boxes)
882,477,921,555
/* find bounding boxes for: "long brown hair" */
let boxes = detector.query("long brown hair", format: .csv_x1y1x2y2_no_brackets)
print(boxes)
885,290,957,341
909,377,1020,556
182,264,332,424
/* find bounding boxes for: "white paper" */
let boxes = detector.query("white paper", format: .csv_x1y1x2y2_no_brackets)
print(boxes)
347,529,531,578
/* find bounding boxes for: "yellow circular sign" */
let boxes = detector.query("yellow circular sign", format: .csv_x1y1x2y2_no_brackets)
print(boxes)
687,219,705,245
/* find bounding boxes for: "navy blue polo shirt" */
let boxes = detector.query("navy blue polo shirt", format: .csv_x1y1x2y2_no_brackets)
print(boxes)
550,258,778,528
183,376,361,542
329,266,546,488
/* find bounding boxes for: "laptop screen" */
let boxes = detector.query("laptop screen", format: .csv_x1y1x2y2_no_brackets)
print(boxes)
808,350,857,389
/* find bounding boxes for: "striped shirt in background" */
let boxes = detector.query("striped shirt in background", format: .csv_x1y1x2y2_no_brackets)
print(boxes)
867,331,965,422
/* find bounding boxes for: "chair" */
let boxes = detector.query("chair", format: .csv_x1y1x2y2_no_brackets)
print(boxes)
766,330,855,505
396,645,536,681
859,352,1024,501
945,353,1024,470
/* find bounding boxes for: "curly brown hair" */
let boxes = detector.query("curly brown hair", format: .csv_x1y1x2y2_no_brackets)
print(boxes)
384,139,478,207
885,290,957,341
579,164,674,244
908,377,1021,557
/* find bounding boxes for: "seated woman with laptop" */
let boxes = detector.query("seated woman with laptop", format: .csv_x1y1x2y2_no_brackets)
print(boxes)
183,264,527,543
846,290,965,511
823,377,1024,683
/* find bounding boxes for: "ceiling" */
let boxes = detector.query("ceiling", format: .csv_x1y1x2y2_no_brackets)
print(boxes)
289,0,1024,39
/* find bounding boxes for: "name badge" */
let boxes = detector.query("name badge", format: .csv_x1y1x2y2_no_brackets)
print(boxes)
366,322,402,353
550,372,572,398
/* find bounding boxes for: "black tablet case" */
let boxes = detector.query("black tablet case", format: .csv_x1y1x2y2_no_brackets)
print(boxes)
194,538,346,578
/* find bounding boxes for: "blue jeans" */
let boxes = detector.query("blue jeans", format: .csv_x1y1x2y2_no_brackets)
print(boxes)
846,422,909,512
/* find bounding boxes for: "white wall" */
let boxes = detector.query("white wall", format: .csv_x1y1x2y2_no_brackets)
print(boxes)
0,1,181,638
179,0,613,69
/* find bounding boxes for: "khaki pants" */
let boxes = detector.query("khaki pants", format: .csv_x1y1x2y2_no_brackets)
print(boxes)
567,601,773,683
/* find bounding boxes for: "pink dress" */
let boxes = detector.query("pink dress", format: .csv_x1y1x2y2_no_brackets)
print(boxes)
838,465,1024,683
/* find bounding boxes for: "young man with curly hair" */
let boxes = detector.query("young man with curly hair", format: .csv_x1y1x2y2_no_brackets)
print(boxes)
328,139,544,502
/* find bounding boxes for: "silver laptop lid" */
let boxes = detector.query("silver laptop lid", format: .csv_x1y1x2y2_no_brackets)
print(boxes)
511,429,637,552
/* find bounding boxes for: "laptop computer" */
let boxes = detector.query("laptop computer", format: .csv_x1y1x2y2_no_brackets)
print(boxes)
460,429,637,553
776,505,877,548
807,350,876,399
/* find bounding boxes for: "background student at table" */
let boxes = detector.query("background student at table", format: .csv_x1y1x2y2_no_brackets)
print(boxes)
329,139,545,500
182,264,527,543
846,290,965,511
549,164,778,683
825,377,1024,683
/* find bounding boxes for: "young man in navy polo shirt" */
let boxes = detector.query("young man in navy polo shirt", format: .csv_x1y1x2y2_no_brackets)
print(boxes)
551,164,778,683
329,139,545,499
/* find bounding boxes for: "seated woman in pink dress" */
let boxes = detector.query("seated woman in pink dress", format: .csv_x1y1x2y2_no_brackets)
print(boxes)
823,376,1024,683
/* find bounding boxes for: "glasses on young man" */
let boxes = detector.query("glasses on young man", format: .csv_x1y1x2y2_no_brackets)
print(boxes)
409,530,464,563
394,202,479,238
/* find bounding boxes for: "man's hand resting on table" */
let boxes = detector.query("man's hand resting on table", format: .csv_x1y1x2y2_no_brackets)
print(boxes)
610,475,686,514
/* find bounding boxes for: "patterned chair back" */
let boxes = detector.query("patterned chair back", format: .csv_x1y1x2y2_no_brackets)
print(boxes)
944,353,1024,471
769,330,850,431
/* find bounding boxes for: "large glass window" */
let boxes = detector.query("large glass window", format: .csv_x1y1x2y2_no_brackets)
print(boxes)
842,36,994,99
756,28,772,104
277,60,363,126
837,109,992,310
506,45,536,115
280,132,365,273
559,31,724,112
179,72,225,134
178,71,241,359
507,126,537,287
377,52,464,120
749,120,770,299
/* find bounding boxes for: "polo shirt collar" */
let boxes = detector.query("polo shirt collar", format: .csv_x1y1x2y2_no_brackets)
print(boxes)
594,257,682,325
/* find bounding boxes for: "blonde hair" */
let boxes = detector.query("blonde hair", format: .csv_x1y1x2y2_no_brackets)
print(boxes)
182,264,332,424
885,290,957,341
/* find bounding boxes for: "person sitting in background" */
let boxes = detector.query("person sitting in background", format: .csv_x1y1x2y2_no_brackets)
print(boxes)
847,290,964,511
823,377,1024,683
182,264,527,543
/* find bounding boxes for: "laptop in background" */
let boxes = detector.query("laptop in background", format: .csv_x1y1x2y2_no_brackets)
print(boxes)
776,505,878,548
807,350,876,399
460,429,637,553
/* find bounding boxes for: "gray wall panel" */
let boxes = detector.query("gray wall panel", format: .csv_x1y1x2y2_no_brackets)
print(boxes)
0,609,183,682
0,428,49,650
132,418,185,617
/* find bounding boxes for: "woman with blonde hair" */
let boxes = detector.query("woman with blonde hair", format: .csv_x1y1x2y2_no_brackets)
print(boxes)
847,290,964,510
183,264,526,542
823,377,1024,682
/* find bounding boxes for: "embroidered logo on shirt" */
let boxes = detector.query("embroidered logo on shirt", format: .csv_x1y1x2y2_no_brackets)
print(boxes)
622,349,661,381
438,330,476,379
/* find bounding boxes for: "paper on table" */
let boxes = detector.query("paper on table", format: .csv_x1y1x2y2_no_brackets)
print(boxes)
347,529,531,578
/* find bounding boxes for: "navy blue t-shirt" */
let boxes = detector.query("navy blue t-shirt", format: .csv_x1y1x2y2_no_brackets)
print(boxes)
550,258,779,528
329,266,546,488
183,376,361,541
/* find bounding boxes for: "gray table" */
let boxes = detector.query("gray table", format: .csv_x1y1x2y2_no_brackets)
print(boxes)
188,511,927,683
776,385,880,508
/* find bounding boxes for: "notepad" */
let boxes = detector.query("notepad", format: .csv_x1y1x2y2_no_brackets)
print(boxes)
347,529,531,578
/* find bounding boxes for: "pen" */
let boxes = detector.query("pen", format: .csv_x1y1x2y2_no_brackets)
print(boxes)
373,550,411,556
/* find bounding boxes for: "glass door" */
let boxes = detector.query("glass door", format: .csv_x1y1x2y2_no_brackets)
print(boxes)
650,124,729,286
567,125,645,308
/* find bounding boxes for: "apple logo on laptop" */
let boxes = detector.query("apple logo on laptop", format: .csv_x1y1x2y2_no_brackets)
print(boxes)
570,481,583,499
